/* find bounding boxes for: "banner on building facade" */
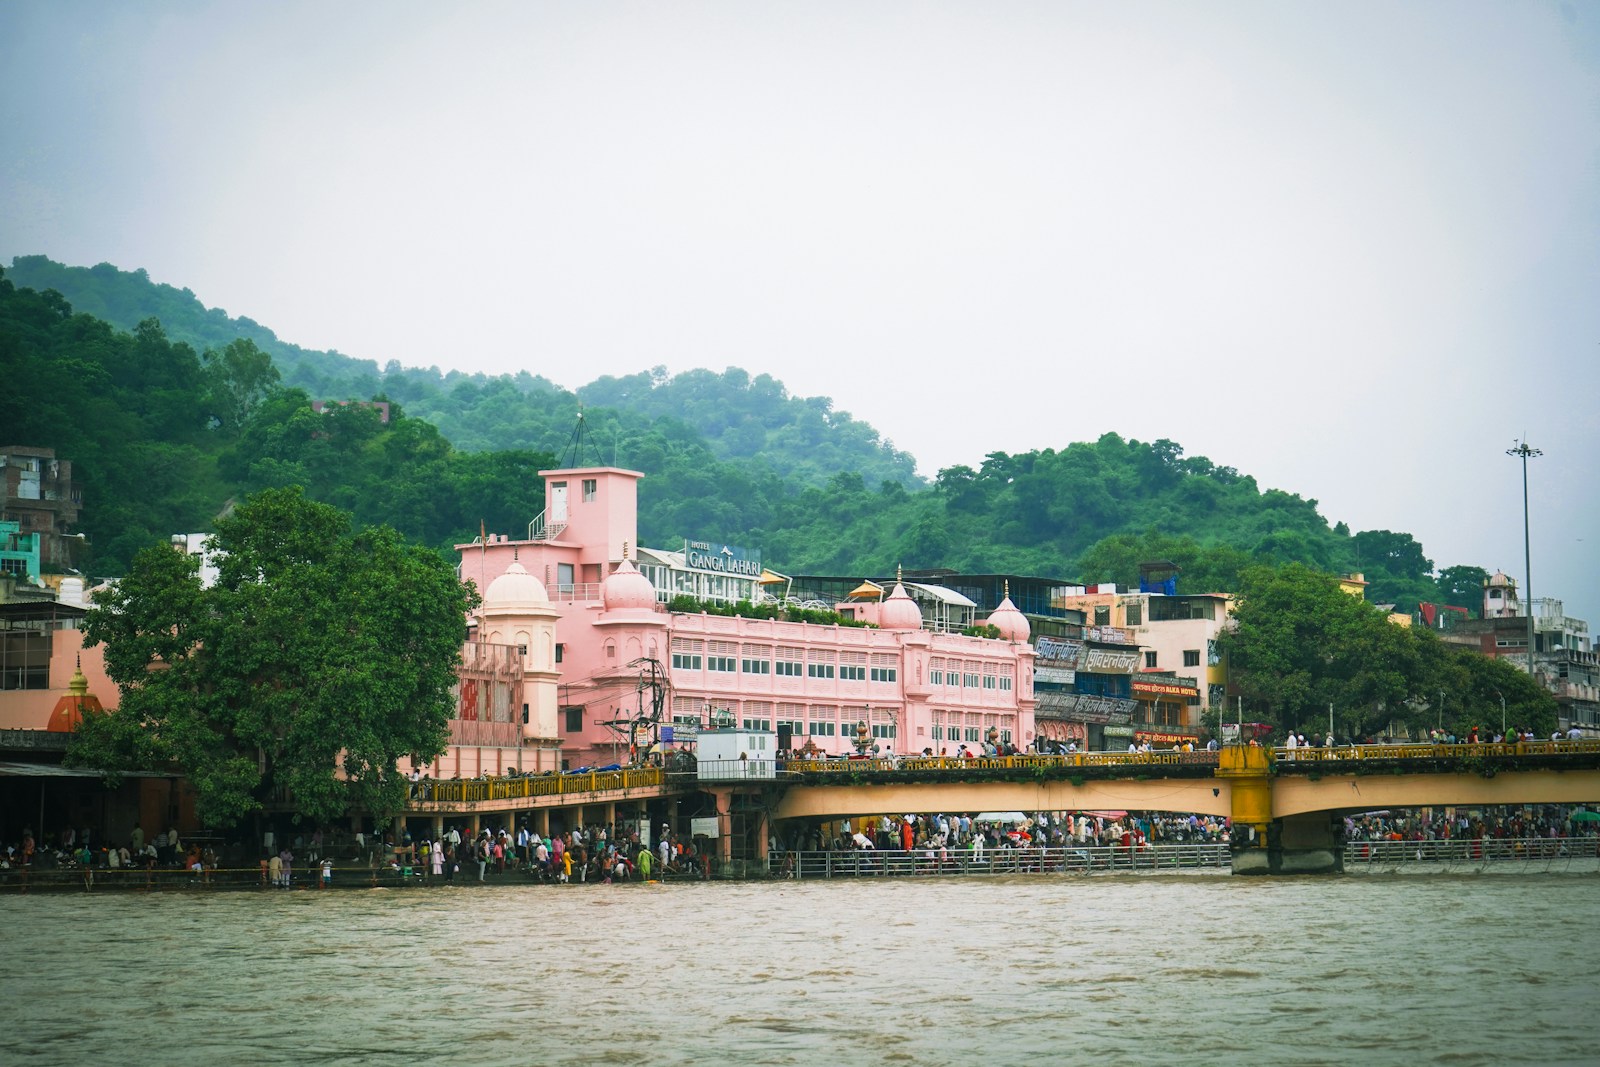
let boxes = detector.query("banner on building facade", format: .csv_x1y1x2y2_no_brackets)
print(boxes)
1035,690,1135,725
1034,635,1083,669
1034,666,1076,685
1081,648,1140,673
455,641,524,724
1085,625,1133,645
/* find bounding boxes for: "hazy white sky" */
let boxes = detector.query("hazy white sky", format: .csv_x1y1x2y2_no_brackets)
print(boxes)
3,1,1597,623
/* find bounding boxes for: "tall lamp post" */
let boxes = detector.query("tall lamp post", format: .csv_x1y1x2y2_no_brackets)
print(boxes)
1507,440,1541,685
1493,689,1506,741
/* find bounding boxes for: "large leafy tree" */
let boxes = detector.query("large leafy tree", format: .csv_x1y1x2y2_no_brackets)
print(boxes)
69,487,474,827
1220,563,1424,739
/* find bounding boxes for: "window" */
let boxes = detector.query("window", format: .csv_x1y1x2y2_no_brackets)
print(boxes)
1094,606,1110,625
522,704,530,725
964,672,980,688
930,668,944,685
516,644,528,659
776,659,803,676
708,655,736,672
982,671,996,690
931,725,944,741
965,727,981,743
581,478,597,502
672,651,703,670
807,651,835,679
743,644,773,675
871,666,897,682
776,645,804,676
564,707,583,732
742,718,772,732
1000,672,1013,692
808,721,836,736
1144,651,1158,668
1001,729,1012,744
555,643,565,664
871,723,897,739
604,641,615,660
1183,649,1200,667
1124,601,1142,626
840,664,866,681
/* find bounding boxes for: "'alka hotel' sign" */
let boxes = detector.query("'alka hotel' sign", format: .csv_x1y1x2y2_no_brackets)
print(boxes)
683,539,763,577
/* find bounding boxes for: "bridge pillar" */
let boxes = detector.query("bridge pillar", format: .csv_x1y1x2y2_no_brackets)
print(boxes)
1214,746,1274,873
1270,812,1344,875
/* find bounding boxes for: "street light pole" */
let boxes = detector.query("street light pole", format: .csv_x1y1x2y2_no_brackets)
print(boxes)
1494,689,1506,740
1508,440,1541,685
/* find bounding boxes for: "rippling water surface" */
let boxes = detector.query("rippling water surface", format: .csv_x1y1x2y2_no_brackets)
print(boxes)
6,873,1599,1065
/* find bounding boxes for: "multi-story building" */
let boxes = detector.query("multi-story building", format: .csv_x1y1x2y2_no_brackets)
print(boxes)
1434,573,1598,737
1049,563,1231,746
453,465,1037,768
0,447,83,574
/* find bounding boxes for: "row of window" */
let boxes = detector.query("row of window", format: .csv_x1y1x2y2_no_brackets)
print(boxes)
927,668,1012,690
673,653,897,682
929,725,1013,744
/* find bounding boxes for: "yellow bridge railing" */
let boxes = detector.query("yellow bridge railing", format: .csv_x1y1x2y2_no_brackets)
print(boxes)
784,752,1220,774
410,767,666,805
1270,739,1600,763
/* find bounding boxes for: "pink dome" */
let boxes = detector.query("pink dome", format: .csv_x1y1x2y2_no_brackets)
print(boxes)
985,595,1030,642
484,561,549,609
879,583,923,631
603,558,657,612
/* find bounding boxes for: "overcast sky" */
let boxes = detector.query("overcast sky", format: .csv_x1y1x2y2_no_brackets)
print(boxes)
3,1,1597,624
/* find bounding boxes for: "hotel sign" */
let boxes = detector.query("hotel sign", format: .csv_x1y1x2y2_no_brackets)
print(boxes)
683,538,763,577
1132,679,1199,698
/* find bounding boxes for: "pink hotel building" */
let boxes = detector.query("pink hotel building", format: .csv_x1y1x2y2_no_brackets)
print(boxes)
452,465,1038,770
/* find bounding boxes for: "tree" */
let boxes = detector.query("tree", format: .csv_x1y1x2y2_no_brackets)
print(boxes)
69,487,474,827
1219,563,1421,739
1434,565,1490,615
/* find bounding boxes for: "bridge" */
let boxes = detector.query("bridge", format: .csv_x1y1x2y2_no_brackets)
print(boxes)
388,743,1600,875
767,741,1600,874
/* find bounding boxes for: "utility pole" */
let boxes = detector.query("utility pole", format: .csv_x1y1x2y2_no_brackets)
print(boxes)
1507,439,1541,686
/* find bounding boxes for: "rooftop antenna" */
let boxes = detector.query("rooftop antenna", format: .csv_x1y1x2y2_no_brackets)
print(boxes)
560,405,604,468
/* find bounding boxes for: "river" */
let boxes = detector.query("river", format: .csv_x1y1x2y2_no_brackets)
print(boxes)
6,872,1598,1066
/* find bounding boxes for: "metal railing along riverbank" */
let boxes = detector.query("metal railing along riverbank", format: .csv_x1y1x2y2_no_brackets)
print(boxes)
0,862,443,894
1344,835,1600,870
769,843,1232,878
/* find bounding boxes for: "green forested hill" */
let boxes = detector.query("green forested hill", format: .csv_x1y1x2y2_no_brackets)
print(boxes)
4,255,919,490
0,259,1490,613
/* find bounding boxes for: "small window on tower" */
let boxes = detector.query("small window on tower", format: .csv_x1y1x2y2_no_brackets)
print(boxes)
582,479,597,502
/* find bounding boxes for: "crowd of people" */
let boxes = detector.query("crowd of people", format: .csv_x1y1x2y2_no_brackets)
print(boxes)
788,809,1232,857
375,821,715,885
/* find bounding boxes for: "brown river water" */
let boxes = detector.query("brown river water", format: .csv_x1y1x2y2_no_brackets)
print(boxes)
5,872,1599,1066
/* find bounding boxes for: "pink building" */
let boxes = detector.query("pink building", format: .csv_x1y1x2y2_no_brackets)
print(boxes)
453,466,1037,768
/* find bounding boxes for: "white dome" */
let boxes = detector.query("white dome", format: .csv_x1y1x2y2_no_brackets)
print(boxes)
483,561,549,609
